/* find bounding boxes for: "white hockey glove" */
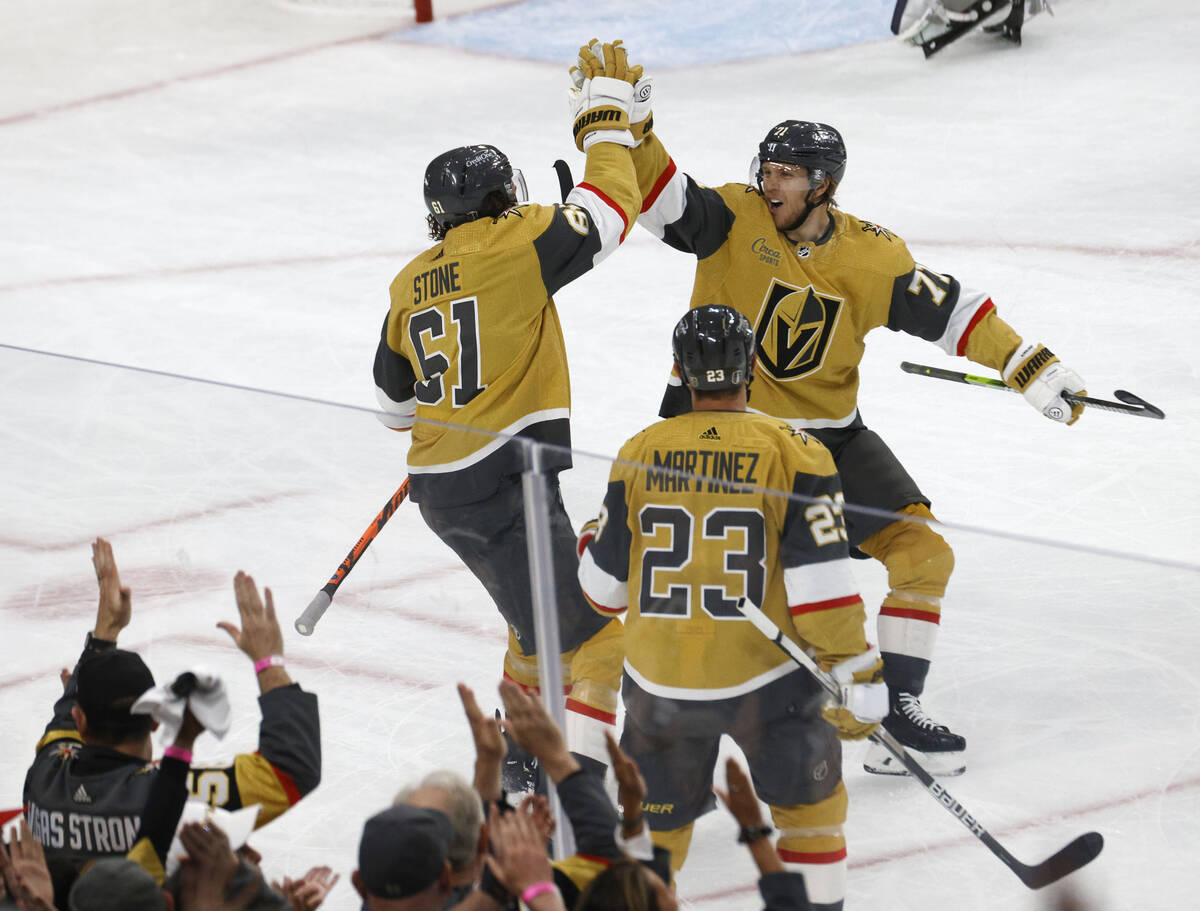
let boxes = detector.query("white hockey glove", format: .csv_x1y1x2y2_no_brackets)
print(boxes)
1003,341,1086,425
569,75,635,152
822,648,887,740
571,39,653,146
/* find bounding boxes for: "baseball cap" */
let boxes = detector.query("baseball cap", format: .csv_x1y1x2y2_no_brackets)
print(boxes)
75,649,155,731
357,805,453,899
68,858,166,911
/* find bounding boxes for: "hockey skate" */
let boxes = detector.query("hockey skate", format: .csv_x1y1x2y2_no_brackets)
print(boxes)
863,691,966,777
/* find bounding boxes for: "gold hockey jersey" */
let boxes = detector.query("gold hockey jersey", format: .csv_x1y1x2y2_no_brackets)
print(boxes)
374,144,640,506
578,411,873,699
632,135,1022,428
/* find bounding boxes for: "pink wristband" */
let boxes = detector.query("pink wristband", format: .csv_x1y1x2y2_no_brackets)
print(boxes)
163,745,193,763
254,655,285,674
520,882,557,904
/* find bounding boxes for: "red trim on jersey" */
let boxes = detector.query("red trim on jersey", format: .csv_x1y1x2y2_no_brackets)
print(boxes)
778,846,847,865
956,298,995,356
879,606,941,624
576,181,630,241
565,698,617,725
501,672,570,696
790,594,862,616
257,751,303,806
576,853,613,869
0,807,25,827
501,672,540,694
642,159,678,213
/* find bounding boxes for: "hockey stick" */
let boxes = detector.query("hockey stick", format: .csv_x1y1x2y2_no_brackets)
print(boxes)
735,598,1103,889
901,361,1165,419
294,477,411,636
552,159,574,203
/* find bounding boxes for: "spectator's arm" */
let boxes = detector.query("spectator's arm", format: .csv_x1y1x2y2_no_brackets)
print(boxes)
90,537,132,643
217,572,291,696
1,819,57,911
554,770,620,859
211,572,321,826
484,803,566,911
715,758,784,877
127,709,205,883
36,537,132,751
459,683,505,802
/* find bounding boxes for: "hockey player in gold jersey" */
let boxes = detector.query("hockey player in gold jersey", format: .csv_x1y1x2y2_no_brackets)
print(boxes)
372,56,645,783
578,306,887,910
573,40,1087,776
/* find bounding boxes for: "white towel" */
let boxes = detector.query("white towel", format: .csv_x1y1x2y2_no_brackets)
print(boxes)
132,667,232,742
165,801,261,876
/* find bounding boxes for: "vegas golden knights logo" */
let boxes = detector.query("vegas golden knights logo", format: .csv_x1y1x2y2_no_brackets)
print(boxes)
754,279,843,379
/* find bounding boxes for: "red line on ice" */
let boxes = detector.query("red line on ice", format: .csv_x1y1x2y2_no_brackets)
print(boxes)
0,251,414,293
0,29,398,128
0,490,305,554
0,0,530,129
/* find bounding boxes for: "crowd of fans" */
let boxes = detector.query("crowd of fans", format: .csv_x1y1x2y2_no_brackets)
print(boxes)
0,539,809,911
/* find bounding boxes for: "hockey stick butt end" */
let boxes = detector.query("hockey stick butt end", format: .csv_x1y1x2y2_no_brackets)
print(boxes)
294,592,333,637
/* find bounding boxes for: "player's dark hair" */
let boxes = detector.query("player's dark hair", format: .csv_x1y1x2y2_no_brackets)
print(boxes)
423,144,523,240
426,189,513,241
80,696,155,746
574,858,661,911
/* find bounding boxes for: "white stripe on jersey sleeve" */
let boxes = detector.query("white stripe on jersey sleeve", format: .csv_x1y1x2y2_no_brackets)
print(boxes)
566,183,627,268
578,547,627,614
374,384,416,431
406,407,570,474
934,285,993,356
783,558,861,613
638,166,688,240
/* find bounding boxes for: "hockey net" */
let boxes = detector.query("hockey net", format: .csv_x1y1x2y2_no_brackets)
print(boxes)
276,0,432,19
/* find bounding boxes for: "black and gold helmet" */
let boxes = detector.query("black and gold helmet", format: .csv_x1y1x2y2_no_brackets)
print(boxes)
672,305,755,391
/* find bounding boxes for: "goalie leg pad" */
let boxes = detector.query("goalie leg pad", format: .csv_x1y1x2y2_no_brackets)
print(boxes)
771,782,849,909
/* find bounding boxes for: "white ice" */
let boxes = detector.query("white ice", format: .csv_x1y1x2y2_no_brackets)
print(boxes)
2,1,1198,908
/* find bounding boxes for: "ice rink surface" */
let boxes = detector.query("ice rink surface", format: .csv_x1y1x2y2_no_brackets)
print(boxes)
2,0,1199,908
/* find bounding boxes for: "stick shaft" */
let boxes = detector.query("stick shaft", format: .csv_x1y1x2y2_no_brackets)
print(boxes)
294,477,410,635
900,361,1164,418
553,159,574,203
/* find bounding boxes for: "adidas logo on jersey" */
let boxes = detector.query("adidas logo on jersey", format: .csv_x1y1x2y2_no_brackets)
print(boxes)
73,784,91,804
698,426,721,441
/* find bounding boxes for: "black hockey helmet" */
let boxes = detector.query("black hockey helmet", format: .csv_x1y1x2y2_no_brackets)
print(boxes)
423,144,527,230
753,120,847,190
672,305,755,391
